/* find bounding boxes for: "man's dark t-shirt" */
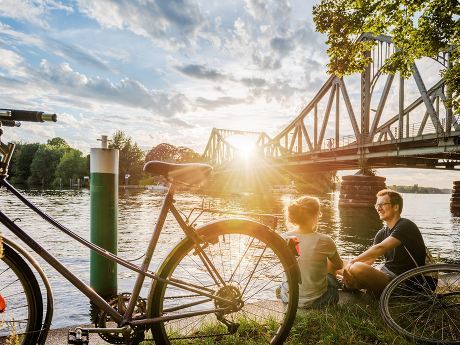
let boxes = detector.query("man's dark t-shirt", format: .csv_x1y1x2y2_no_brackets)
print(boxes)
374,218,425,275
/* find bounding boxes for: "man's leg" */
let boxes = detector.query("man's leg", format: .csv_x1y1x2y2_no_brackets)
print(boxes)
342,262,391,296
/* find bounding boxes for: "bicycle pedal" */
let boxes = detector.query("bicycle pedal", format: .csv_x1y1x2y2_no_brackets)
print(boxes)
68,328,89,345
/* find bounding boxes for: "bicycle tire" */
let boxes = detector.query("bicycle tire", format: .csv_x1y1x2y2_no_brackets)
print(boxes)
0,243,43,345
380,264,460,344
148,219,299,344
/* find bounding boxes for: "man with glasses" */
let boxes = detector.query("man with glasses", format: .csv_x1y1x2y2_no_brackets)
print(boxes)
340,189,426,296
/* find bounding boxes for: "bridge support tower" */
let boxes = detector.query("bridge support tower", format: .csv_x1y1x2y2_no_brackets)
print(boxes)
339,172,386,208
451,181,460,214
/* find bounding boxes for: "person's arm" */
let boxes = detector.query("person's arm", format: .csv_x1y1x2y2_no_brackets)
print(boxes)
351,236,401,265
328,251,343,270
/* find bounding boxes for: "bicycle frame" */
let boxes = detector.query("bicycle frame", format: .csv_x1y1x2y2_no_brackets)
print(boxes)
0,175,232,330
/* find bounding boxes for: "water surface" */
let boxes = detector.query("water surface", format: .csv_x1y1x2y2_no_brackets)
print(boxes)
1,188,458,328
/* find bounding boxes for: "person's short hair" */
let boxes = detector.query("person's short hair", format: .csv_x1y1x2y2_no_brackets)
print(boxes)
376,189,403,213
286,195,320,226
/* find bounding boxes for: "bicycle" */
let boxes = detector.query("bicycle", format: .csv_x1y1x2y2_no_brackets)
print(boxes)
380,264,460,344
0,109,300,345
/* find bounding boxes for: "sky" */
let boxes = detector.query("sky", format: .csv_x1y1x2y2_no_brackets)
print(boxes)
0,0,458,188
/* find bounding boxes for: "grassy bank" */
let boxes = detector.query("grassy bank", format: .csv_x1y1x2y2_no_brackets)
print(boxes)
141,300,412,345
288,302,411,345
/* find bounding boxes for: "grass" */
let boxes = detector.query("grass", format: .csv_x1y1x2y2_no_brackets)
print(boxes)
141,300,413,345
288,302,411,345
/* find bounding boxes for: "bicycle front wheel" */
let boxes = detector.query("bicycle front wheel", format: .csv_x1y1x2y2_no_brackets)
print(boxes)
0,243,43,345
380,264,460,344
149,219,299,345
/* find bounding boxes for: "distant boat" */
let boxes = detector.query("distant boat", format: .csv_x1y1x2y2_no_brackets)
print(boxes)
145,184,169,191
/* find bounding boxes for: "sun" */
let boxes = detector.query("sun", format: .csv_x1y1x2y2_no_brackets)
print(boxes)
226,135,257,161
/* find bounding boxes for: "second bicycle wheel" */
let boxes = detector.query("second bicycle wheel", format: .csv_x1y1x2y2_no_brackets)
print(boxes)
380,264,460,344
149,219,299,345
0,243,43,345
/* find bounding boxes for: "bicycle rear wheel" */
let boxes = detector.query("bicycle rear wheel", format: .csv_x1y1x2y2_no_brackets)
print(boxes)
0,243,43,345
380,264,460,344
149,219,299,344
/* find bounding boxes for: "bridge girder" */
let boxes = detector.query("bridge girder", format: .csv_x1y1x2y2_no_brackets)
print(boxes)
203,34,458,172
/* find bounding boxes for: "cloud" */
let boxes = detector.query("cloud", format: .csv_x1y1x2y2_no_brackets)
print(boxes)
76,0,204,49
0,23,111,73
251,79,307,104
51,39,111,72
244,0,291,22
252,52,282,70
195,96,249,111
0,0,73,27
0,48,23,70
270,36,295,55
0,22,45,48
255,27,321,70
240,77,267,88
174,64,226,81
38,60,190,117
244,0,268,20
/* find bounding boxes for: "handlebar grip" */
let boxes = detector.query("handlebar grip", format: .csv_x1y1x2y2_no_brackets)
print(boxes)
0,109,57,122
0,120,21,127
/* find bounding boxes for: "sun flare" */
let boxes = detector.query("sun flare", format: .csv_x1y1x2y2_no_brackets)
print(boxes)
227,135,257,161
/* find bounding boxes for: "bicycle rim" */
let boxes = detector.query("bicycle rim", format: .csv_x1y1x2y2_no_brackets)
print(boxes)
0,244,43,345
149,220,299,344
380,264,460,344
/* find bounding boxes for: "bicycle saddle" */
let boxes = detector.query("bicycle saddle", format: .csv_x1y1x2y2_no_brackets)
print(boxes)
144,161,212,186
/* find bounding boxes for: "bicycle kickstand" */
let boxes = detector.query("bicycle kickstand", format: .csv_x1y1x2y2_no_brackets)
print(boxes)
68,328,89,345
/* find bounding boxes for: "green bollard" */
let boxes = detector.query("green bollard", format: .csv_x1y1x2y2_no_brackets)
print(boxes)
90,135,118,298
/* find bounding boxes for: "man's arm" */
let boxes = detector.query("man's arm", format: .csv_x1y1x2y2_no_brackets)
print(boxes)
351,236,401,265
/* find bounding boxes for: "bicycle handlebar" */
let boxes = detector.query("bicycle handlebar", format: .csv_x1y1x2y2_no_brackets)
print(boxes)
0,109,57,123
0,120,21,127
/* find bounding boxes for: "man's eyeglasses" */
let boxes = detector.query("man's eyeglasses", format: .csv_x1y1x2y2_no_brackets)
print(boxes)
374,202,392,210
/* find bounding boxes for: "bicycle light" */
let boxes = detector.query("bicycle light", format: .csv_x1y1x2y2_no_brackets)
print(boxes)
0,294,6,313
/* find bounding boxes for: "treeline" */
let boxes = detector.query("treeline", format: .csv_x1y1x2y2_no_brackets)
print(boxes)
10,137,89,187
388,184,450,194
9,131,202,188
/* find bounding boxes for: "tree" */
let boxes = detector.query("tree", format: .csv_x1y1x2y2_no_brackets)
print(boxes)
28,144,66,186
176,146,203,162
145,143,202,163
9,142,39,184
313,0,459,113
145,143,178,162
53,149,89,187
47,137,70,148
109,131,145,185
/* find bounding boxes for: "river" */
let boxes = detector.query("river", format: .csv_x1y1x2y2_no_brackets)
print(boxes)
1,188,459,328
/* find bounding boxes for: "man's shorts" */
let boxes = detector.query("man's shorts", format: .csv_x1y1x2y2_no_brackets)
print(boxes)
378,264,398,280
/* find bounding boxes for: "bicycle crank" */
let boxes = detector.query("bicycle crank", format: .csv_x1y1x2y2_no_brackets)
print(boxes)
94,293,146,344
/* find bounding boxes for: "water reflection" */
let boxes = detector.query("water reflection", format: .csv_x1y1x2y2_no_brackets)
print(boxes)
339,207,382,244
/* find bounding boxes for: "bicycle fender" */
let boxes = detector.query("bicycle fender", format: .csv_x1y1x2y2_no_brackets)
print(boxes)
2,236,54,345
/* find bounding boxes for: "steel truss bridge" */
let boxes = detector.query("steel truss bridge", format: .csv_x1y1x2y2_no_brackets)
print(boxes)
203,34,460,173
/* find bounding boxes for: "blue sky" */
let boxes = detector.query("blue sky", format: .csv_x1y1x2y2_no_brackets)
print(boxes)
0,0,458,188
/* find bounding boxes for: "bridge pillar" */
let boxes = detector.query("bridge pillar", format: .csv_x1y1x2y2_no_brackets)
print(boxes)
339,172,386,208
450,181,460,214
